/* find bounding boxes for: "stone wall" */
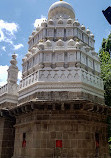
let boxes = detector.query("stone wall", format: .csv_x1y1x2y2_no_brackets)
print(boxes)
12,103,110,158
0,118,5,158
0,117,15,158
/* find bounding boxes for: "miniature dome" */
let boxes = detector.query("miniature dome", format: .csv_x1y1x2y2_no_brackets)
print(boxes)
90,33,94,39
32,47,37,53
86,28,90,34
68,39,74,46
46,40,52,47
67,17,73,24
73,19,80,26
48,18,54,25
81,24,85,30
48,1,75,20
38,41,44,50
57,39,64,46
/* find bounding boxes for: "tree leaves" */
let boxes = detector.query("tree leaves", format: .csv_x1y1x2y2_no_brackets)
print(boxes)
99,35,111,107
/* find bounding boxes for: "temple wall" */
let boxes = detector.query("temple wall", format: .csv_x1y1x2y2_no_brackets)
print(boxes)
12,105,110,158
0,117,15,158
0,118,5,158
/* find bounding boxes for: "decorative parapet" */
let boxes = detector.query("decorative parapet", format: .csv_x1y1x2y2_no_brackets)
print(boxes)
0,84,8,95
0,83,18,106
19,71,39,90
19,68,103,91
0,83,18,96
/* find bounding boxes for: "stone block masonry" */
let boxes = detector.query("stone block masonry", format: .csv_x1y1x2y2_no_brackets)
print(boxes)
10,101,110,158
0,111,15,158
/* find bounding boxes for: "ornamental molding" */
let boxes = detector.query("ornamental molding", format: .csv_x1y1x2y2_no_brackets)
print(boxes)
7,100,111,124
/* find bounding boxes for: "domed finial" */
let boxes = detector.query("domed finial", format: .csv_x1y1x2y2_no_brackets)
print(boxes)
10,53,17,66
48,0,75,20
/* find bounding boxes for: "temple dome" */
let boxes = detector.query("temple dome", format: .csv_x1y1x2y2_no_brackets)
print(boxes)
48,1,75,19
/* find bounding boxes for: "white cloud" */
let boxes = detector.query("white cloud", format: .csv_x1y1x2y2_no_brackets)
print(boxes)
0,65,8,86
0,20,18,35
0,20,24,51
1,46,6,52
0,29,5,42
13,44,24,50
0,20,18,43
34,15,46,28
18,71,22,80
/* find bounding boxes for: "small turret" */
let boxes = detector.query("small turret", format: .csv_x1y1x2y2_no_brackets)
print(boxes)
7,53,18,84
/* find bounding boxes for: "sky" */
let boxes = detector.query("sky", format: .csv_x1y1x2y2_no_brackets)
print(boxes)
0,0,111,86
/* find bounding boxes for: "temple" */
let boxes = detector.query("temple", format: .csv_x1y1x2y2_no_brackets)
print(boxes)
0,1,110,158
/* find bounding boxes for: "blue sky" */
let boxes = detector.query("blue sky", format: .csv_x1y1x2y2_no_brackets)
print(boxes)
0,0,110,86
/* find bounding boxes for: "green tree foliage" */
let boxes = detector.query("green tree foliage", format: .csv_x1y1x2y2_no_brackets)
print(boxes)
105,34,111,53
99,34,111,155
99,34,111,107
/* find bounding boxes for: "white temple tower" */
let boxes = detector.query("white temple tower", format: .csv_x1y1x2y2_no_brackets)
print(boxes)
19,0,104,105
